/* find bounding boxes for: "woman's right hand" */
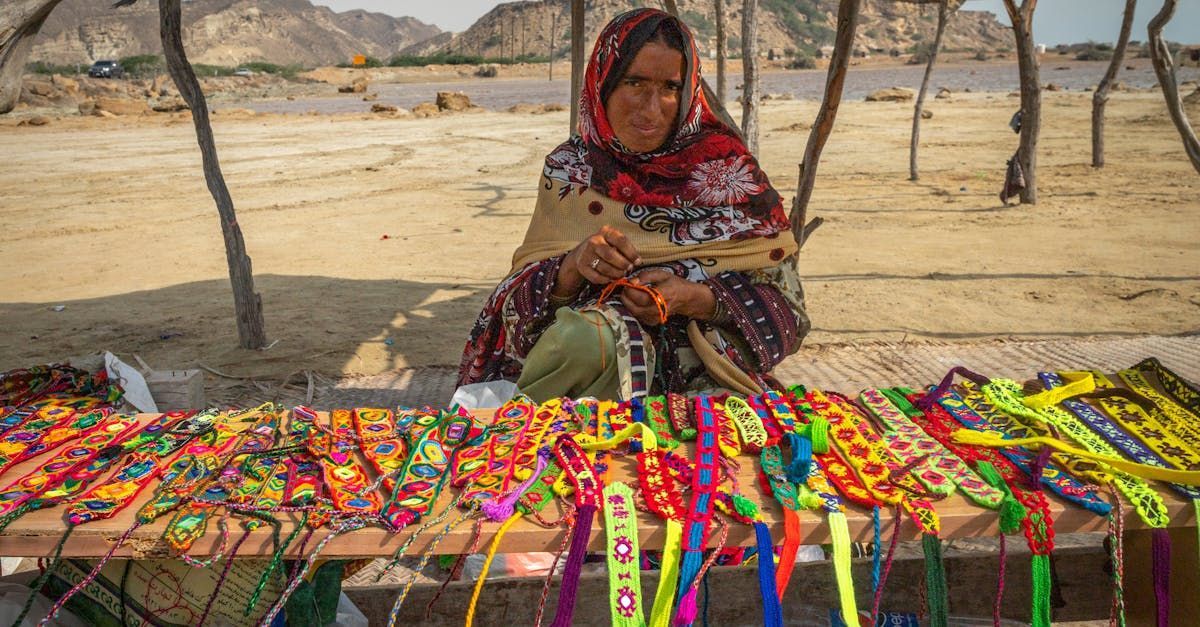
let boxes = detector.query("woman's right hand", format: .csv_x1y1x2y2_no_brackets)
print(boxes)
552,226,641,298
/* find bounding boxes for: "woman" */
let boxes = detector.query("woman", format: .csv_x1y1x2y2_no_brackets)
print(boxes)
458,8,809,402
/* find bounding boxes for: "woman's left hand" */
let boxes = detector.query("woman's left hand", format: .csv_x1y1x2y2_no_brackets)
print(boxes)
619,268,717,327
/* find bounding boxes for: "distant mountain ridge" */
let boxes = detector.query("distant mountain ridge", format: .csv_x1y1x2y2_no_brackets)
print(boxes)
30,0,441,66
30,0,1011,68
402,0,1012,60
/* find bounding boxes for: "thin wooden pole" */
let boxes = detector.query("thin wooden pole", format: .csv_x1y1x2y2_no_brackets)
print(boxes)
660,0,743,138
159,0,266,349
1147,0,1200,174
741,0,760,154
715,0,727,104
548,7,556,81
1092,0,1137,168
1002,0,1040,204
909,0,950,181
791,0,861,248
569,0,584,133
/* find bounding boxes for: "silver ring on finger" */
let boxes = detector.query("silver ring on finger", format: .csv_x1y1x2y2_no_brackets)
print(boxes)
590,258,601,270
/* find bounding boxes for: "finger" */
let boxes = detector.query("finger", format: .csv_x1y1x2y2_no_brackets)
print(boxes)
634,268,675,285
622,288,653,307
620,293,658,325
580,256,625,283
601,227,641,267
592,242,636,274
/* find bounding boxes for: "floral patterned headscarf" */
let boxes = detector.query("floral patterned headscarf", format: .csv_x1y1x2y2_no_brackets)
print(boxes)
567,8,791,240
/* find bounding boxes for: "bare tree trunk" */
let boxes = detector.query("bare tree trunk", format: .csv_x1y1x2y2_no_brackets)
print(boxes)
740,0,760,154
1148,0,1200,174
569,0,584,133
1092,0,1136,168
791,0,861,248
548,8,555,81
715,0,727,104
0,0,64,114
160,0,266,349
910,0,950,181
1003,0,1040,204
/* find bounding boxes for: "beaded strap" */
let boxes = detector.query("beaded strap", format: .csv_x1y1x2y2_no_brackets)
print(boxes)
0,414,137,518
0,408,112,474
644,395,680,450
808,390,940,535
746,394,783,442
452,398,533,490
65,411,215,525
1119,368,1200,449
764,389,799,434
962,381,1116,493
1039,371,1200,499
667,392,695,440
938,388,1111,516
986,378,1170,528
1133,358,1200,415
901,389,1055,555
603,482,644,626
724,396,767,453
859,389,1003,508
353,408,410,495
713,398,743,458
319,409,382,514
138,413,252,524
382,411,479,530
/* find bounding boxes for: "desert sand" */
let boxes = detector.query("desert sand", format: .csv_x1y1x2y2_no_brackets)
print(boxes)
0,84,1197,388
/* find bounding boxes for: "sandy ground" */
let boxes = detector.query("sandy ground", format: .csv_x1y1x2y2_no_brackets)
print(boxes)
0,88,1197,385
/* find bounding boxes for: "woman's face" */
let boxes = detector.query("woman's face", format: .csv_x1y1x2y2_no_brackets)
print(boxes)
604,40,684,154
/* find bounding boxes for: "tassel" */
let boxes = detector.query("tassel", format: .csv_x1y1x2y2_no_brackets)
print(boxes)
1031,554,1052,627
922,534,948,627
549,504,596,627
1152,528,1171,627
674,587,700,627
680,427,698,441
784,433,811,483
481,454,548,522
754,522,783,627
731,494,759,520
465,513,521,627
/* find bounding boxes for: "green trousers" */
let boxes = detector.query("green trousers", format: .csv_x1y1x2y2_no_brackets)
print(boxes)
517,307,620,402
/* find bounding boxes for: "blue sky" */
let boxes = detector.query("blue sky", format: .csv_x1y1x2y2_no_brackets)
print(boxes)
315,1,1198,45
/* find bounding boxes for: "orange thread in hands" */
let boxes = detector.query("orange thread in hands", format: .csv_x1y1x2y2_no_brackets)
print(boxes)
599,277,670,325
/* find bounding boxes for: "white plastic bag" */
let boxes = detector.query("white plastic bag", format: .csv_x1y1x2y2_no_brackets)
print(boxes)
450,380,521,410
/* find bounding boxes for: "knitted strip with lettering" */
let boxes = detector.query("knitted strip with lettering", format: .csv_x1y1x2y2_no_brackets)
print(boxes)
962,381,1115,490
1133,358,1200,416
938,388,1111,516
1040,372,1200,500
905,390,1054,555
0,414,138,518
859,389,1003,508
986,378,1170,528
382,410,480,530
808,389,940,535
1084,370,1200,471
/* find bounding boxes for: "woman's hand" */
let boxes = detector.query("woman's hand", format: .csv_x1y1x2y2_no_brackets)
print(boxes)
620,268,717,327
552,226,641,298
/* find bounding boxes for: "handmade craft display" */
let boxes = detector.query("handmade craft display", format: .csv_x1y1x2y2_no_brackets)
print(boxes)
2,357,1200,627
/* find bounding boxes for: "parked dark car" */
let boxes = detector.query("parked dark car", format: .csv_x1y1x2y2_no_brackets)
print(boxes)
88,60,124,78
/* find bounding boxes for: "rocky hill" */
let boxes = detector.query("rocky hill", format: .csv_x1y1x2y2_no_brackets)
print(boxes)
401,0,1012,60
31,0,442,67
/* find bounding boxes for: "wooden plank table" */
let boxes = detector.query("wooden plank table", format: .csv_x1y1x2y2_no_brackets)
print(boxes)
0,411,1195,560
